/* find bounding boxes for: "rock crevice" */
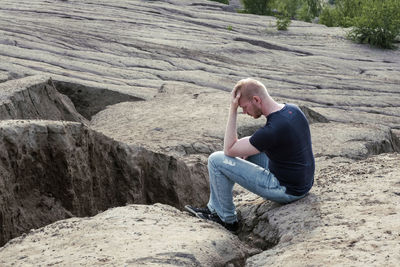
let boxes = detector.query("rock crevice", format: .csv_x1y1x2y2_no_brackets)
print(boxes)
0,0,399,265
0,120,209,247
53,80,144,120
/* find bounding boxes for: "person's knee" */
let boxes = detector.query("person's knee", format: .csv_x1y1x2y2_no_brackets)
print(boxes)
208,151,225,168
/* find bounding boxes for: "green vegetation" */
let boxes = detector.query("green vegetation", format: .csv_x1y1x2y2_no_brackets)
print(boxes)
319,0,363,27
299,0,322,22
274,0,301,18
347,0,400,48
240,0,322,31
320,0,400,48
240,0,322,19
209,0,230,4
240,0,400,48
227,25,233,31
276,15,291,30
241,0,272,15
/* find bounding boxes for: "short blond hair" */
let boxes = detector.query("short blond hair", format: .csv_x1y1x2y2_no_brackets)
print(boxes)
234,78,268,100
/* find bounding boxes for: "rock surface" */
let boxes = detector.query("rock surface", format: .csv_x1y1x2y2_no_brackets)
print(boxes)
0,76,87,124
0,0,399,161
0,0,399,266
0,120,208,246
0,0,399,131
90,81,264,162
242,153,400,266
0,204,257,266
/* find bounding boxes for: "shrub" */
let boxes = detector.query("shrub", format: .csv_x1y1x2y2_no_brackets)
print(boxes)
241,0,273,15
276,15,291,30
319,5,339,27
319,0,363,27
319,0,400,48
297,0,323,22
209,0,229,4
348,0,400,48
271,0,322,21
334,0,362,27
305,0,323,19
273,0,301,18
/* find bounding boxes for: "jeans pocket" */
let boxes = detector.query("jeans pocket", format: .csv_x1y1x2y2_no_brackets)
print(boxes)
257,171,279,189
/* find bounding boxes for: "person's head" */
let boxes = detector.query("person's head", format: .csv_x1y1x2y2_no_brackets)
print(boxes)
234,78,269,118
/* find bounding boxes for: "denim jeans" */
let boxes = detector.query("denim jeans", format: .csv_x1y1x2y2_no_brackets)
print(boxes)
207,151,305,223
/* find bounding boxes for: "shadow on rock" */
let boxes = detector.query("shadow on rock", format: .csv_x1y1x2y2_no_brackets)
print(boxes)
237,193,322,251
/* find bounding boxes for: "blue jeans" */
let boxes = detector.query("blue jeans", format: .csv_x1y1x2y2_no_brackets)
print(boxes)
207,151,305,223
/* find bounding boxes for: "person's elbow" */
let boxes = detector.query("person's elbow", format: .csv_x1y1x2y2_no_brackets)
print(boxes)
223,148,233,157
223,147,238,157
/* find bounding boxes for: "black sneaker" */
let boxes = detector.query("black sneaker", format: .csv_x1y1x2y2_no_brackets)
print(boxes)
185,205,213,216
197,212,239,233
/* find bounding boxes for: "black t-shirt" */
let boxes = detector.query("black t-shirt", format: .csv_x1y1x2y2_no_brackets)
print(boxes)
249,103,314,196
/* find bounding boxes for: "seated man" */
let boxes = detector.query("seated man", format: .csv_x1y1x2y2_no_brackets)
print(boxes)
186,78,315,232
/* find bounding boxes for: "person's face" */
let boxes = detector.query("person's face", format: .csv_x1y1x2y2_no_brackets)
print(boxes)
239,96,262,119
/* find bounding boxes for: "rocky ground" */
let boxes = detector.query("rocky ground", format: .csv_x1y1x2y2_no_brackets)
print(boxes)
0,0,399,266
240,154,400,266
1,204,258,266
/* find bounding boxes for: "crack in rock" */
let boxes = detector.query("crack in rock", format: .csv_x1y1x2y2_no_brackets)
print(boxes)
0,77,209,247
52,80,144,120
234,37,313,56
0,120,209,246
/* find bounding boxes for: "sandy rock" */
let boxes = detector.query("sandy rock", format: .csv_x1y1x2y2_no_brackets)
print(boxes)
0,76,87,124
53,80,144,120
239,153,400,266
0,120,209,246
311,122,398,160
0,73,8,83
299,106,329,124
0,0,398,130
90,81,266,161
0,204,258,266
391,129,400,152
0,0,399,164
0,0,400,266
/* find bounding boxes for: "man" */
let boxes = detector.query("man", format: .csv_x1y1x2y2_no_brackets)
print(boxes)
185,78,315,232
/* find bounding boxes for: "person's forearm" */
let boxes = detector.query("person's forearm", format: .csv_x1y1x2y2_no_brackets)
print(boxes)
223,106,238,154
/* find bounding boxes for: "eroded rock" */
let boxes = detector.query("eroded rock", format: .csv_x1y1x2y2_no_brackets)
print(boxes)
0,0,398,131
0,76,87,124
90,81,260,161
0,0,399,265
311,122,399,159
0,204,259,266
391,129,400,152
53,80,144,120
299,106,329,124
243,153,400,266
90,82,334,163
0,120,208,246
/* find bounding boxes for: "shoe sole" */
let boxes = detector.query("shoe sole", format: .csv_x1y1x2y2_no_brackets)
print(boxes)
184,205,206,219
185,205,239,234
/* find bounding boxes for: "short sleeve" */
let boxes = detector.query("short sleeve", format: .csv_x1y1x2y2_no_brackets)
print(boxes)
249,126,274,152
